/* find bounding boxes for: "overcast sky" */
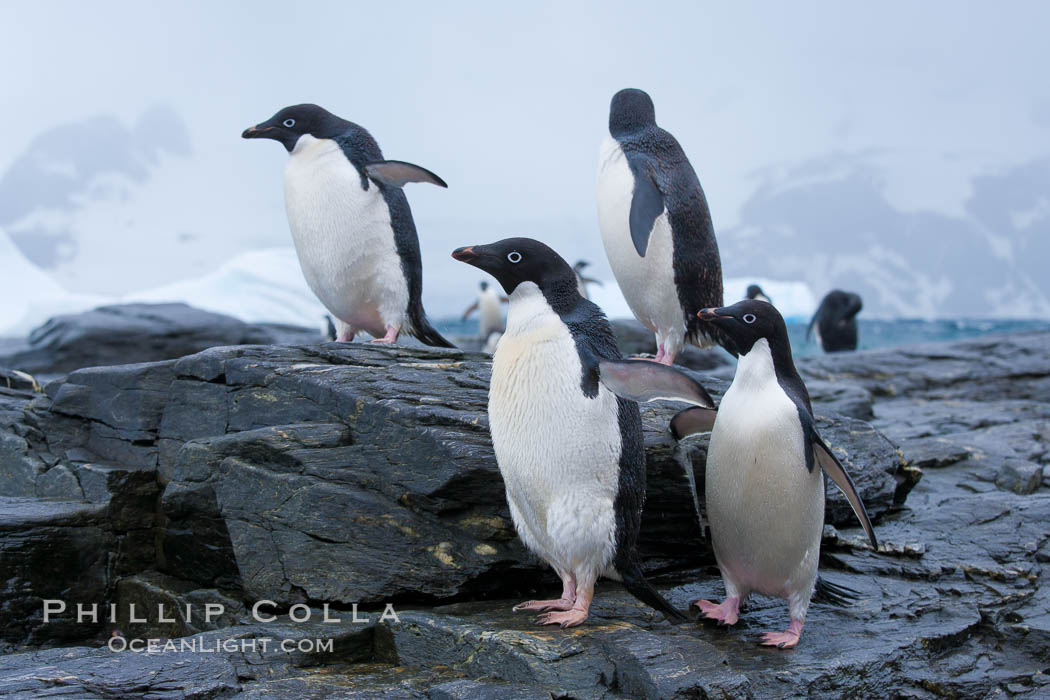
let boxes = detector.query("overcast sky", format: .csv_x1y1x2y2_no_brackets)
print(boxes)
2,1,1048,314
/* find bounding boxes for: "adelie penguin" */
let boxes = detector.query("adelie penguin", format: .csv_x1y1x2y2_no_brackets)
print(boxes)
451,238,709,627
243,104,453,347
596,88,723,365
746,284,771,305
572,260,602,300
808,290,863,353
605,300,878,648
461,280,506,341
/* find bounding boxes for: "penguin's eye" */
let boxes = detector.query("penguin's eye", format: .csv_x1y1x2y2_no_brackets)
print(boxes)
742,313,757,324
283,118,296,128
507,251,522,264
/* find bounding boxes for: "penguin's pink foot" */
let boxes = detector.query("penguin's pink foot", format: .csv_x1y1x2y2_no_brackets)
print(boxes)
693,597,740,626
761,618,803,648
369,326,400,344
536,608,588,628
336,331,355,342
513,598,574,612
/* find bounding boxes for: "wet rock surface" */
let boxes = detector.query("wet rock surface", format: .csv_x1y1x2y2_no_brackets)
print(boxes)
0,302,322,377
0,313,1046,697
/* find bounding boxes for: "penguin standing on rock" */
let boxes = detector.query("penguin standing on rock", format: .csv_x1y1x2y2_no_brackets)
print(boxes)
572,260,603,300
673,300,877,648
808,290,863,352
243,104,453,347
596,88,723,365
462,280,506,340
451,238,707,627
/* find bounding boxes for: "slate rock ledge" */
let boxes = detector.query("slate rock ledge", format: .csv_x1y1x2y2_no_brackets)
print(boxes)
0,314,1047,697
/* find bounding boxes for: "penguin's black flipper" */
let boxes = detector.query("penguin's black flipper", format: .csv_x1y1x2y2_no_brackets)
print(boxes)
670,406,718,440
813,435,878,549
598,359,715,408
619,556,688,623
626,157,664,257
365,160,448,188
812,576,860,607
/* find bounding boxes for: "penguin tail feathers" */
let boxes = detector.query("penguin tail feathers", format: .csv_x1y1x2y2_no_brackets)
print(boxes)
619,558,688,623
411,316,456,348
812,576,860,607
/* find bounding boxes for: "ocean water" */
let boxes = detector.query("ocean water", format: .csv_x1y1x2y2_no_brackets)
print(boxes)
435,317,1050,358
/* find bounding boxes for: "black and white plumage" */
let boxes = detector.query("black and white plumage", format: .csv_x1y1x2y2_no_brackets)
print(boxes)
572,260,602,300
461,280,505,341
808,290,863,353
745,284,772,305
596,88,723,365
683,300,875,648
451,238,688,627
243,104,452,347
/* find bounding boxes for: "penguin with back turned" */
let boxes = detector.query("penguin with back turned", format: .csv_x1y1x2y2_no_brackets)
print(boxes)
243,104,452,347
604,299,878,648
596,88,723,365
451,238,714,627
808,290,863,352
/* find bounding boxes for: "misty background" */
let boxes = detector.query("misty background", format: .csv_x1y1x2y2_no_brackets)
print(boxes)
2,1,1049,335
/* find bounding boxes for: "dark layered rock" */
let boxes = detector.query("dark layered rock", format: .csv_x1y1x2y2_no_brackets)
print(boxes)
0,319,1047,697
0,302,322,376
0,619,378,699
0,498,114,645
0,340,899,613
802,332,1050,497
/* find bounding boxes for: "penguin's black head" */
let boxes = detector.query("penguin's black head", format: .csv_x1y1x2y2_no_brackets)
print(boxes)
746,284,765,300
698,299,787,358
609,88,656,136
819,290,863,323
242,104,350,152
452,238,577,297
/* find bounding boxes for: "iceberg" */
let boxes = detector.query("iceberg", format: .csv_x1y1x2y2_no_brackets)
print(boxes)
125,247,327,327
0,227,108,336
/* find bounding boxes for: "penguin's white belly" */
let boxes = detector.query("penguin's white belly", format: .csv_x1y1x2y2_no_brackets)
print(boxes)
488,285,621,577
478,291,503,338
283,136,408,338
596,136,682,348
705,350,823,599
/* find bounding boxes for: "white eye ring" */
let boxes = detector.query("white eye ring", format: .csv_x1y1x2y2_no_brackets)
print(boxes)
743,313,757,324
507,251,522,263
283,118,295,128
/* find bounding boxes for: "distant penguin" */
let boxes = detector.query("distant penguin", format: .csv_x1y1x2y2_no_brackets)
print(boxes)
451,237,696,627
482,330,503,355
596,88,723,365
462,280,506,339
808,290,862,352
664,300,878,648
572,260,602,300
243,104,453,347
323,315,337,341
746,284,771,305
